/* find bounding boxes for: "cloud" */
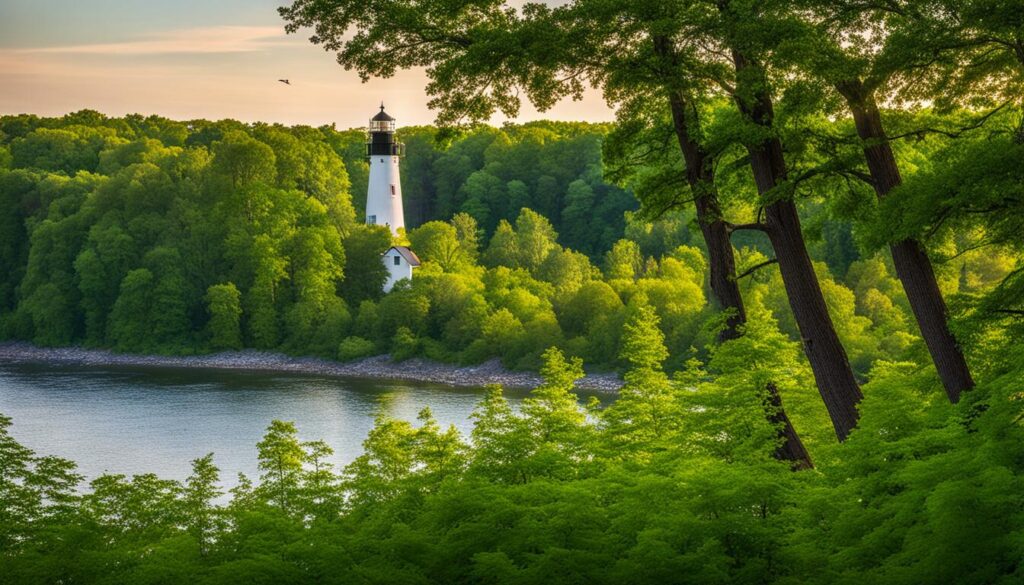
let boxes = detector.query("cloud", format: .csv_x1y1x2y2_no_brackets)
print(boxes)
19,26,292,55
0,20,615,127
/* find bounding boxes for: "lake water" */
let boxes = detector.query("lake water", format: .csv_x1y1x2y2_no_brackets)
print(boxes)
0,362,557,488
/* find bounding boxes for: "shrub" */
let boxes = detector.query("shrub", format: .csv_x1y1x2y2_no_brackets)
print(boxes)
338,336,377,361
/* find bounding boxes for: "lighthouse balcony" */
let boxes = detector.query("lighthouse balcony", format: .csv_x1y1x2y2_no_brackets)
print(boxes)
366,142,405,157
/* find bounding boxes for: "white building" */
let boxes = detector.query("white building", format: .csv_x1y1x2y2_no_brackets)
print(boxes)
365,104,406,235
382,246,420,292
366,105,419,292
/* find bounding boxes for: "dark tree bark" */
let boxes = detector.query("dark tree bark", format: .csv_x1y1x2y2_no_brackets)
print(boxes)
838,79,975,403
764,382,813,469
731,50,863,441
666,91,746,343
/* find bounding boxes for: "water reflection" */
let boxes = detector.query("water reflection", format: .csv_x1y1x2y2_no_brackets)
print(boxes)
0,362,603,489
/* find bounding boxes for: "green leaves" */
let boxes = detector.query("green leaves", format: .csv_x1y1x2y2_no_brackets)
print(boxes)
2,331,1024,582
256,420,307,514
205,283,243,351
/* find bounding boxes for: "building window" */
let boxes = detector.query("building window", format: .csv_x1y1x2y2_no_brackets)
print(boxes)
394,256,401,266
368,215,376,224
390,184,396,195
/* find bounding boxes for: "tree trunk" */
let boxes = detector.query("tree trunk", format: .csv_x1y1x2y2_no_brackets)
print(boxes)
764,383,813,470
665,88,812,467
840,79,974,403
666,91,746,343
762,196,863,440
732,50,863,441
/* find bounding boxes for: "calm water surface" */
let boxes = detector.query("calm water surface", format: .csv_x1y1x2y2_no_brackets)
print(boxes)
0,363,552,487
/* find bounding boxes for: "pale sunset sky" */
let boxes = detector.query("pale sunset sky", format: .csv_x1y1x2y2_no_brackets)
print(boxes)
0,0,613,128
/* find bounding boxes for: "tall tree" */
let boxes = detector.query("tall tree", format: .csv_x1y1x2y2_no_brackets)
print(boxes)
409,220,470,272
568,0,863,439
787,0,977,402
703,0,864,439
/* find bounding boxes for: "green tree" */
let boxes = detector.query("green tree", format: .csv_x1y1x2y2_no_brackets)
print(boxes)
10,126,116,174
519,347,591,479
205,283,243,350
0,171,36,315
409,221,467,272
450,212,481,262
468,386,534,483
604,239,643,281
602,295,677,457
343,415,419,506
107,269,155,351
482,220,519,268
458,170,506,234
244,236,286,349
302,439,343,520
339,224,391,305
560,179,596,253
211,131,276,191
514,208,558,273
255,420,306,514
182,453,224,556
143,246,191,351
74,224,135,345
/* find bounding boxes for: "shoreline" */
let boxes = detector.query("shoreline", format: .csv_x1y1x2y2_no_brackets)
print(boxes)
0,342,623,393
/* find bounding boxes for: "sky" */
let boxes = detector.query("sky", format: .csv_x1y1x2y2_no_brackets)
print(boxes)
0,0,614,129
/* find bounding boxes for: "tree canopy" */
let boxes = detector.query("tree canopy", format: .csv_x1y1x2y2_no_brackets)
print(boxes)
1,0,1024,577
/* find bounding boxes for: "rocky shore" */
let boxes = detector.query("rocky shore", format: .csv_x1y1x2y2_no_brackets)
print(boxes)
0,342,623,393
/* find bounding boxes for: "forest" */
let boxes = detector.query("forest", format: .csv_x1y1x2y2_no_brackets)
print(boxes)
0,112,646,369
2,0,1024,582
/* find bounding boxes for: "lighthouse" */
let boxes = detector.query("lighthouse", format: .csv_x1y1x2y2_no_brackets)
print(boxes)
365,104,406,235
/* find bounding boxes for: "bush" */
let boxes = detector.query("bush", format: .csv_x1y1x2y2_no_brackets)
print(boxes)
337,336,377,361
391,326,420,361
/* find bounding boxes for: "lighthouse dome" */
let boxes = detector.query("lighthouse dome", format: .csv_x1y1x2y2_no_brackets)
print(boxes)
371,105,395,122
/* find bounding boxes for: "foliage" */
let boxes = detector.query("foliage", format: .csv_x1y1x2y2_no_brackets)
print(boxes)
0,113,645,370
1,0,1023,579
2,337,1022,583
205,283,243,350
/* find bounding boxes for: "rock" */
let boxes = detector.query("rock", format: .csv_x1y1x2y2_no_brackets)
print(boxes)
0,342,622,393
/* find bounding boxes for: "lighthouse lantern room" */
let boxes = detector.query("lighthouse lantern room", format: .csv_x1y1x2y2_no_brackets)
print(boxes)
365,104,406,235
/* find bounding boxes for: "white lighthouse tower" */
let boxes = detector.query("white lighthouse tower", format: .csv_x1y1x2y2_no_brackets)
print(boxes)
365,104,406,235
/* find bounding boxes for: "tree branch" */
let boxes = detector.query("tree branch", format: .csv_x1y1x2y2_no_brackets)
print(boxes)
736,258,778,280
887,99,1015,141
727,222,768,233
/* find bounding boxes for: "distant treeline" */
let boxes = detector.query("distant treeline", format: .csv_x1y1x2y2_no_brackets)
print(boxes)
0,112,629,363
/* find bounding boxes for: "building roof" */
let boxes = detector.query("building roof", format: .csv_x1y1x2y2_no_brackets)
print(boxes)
385,246,421,267
371,104,395,122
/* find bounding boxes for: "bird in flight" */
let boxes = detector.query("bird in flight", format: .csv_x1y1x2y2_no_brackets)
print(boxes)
278,79,291,85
